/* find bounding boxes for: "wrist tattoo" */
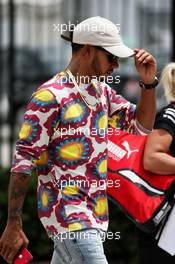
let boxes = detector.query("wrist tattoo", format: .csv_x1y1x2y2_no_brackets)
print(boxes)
8,173,30,223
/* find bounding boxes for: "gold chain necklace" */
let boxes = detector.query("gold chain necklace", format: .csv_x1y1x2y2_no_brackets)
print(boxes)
65,69,101,110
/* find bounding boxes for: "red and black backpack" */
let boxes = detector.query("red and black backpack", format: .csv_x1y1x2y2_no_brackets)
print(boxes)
107,127,175,233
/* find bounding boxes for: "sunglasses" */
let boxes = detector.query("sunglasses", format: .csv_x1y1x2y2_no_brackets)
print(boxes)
96,46,119,64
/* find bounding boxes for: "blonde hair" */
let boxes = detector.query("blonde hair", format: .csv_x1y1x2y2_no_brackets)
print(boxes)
161,62,175,103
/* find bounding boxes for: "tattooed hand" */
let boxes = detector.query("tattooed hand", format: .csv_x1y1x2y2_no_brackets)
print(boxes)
0,173,30,263
0,223,29,263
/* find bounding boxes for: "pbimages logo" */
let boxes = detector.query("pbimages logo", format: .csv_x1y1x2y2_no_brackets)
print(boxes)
53,20,121,35
50,230,121,242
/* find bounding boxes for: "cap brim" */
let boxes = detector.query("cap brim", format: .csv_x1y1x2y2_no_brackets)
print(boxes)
61,32,72,42
61,25,74,42
103,45,134,58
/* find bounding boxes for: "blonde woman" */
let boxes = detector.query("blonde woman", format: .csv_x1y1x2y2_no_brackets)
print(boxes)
137,63,175,263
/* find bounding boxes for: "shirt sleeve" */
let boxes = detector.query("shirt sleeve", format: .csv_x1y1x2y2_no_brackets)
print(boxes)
154,105,175,138
11,88,60,175
107,85,149,134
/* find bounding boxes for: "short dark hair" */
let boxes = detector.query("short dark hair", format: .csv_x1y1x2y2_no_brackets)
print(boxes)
70,30,84,53
71,42,84,53
61,27,84,53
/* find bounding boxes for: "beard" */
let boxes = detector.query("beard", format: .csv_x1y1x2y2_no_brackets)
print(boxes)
91,56,105,81
91,55,112,82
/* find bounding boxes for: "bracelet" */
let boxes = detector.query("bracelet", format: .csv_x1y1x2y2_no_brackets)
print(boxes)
139,77,159,89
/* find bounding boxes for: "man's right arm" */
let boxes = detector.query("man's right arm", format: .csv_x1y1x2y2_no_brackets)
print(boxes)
0,172,30,264
0,87,60,263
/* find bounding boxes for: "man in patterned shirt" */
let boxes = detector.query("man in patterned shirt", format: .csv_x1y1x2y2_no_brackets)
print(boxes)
0,16,157,264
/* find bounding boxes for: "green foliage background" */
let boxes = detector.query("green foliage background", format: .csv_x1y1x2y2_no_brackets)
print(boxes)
0,168,138,263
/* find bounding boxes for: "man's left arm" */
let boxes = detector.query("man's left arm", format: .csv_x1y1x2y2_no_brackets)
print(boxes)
134,48,157,130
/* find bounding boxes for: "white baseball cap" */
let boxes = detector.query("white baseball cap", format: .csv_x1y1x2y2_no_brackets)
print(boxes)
61,16,134,58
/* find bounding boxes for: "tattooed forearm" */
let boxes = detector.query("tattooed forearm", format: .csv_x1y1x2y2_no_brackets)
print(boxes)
7,172,30,225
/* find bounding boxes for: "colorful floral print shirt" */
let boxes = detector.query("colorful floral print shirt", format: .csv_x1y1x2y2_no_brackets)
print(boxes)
11,71,147,238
